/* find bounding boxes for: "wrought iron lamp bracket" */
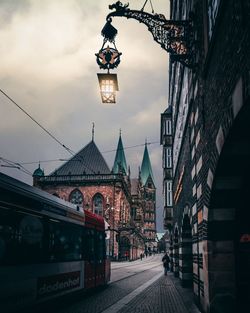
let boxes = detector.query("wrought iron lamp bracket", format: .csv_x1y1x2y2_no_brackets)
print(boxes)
106,1,194,68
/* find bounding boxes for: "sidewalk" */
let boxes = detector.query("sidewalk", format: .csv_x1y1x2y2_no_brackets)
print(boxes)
117,273,201,313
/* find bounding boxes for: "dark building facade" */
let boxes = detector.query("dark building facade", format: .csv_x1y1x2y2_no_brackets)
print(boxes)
161,0,250,312
34,135,157,260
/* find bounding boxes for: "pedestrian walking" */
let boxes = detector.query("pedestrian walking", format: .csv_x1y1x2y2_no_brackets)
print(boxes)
125,251,129,261
140,253,143,261
162,252,170,275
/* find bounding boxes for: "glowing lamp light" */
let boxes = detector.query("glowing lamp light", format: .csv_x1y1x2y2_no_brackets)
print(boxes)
97,73,119,104
96,19,121,104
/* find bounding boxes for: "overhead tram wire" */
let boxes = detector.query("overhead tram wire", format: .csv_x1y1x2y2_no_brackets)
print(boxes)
0,88,74,156
0,88,96,174
19,158,70,165
102,141,159,154
0,88,159,174
0,156,33,176
17,141,160,166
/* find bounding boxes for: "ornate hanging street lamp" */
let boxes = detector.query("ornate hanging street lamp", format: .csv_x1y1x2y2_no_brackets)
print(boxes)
96,1,194,103
96,20,121,104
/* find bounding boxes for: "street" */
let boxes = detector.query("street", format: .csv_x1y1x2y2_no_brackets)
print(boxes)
39,255,200,313
0,1,249,312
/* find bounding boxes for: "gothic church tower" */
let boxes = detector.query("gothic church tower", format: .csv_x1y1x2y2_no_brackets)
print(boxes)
140,142,157,252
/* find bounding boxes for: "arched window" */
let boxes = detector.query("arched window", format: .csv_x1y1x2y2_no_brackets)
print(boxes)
69,189,83,206
93,194,103,215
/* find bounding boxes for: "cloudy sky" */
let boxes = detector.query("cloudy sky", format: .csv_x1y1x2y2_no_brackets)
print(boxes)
0,0,169,232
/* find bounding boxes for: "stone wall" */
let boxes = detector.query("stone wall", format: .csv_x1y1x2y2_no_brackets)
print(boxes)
169,0,250,311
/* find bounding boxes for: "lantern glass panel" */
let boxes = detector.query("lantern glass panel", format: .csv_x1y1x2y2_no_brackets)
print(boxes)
101,79,115,103
97,73,118,104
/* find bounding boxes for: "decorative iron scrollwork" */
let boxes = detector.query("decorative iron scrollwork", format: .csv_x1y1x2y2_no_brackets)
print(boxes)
95,19,122,71
105,1,193,68
96,46,121,70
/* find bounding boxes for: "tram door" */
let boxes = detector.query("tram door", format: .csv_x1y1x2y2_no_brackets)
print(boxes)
94,231,105,287
84,229,105,289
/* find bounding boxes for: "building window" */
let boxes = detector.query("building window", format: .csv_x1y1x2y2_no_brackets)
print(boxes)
69,189,83,206
93,194,104,215
119,202,126,224
164,119,172,135
207,0,221,39
163,148,165,168
163,148,172,169
167,120,172,135
166,148,172,168
181,0,188,19
131,207,136,219
166,181,173,207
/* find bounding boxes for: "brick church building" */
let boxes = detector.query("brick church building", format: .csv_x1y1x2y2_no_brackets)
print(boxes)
33,133,157,260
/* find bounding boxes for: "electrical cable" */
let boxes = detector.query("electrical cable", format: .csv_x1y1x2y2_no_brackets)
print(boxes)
0,88,159,175
149,0,154,13
0,88,74,156
141,0,148,11
141,0,154,13
19,159,66,165
102,141,159,154
17,141,160,165
0,88,97,174
0,156,32,176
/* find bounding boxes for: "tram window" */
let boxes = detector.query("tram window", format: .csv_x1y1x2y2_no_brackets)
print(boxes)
84,229,95,261
49,220,82,262
95,232,105,261
0,211,18,265
0,210,44,265
19,214,44,263
0,208,85,264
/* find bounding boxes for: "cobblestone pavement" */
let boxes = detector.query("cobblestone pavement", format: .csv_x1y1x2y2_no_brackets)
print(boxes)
117,273,201,313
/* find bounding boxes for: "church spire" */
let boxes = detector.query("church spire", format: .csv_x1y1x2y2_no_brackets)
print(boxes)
92,122,95,141
141,142,155,187
112,130,127,175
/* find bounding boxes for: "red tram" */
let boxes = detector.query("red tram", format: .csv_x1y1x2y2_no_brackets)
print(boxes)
0,173,110,312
